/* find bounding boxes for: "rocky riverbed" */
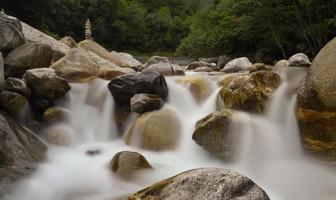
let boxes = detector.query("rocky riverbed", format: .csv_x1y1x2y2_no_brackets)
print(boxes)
1,11,336,200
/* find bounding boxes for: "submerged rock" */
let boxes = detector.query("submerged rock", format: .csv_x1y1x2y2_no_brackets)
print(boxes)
221,57,252,73
4,78,31,98
23,68,71,100
0,112,46,183
0,12,25,52
5,42,53,77
217,70,280,113
297,37,336,160
124,107,181,151
129,168,270,200
289,53,311,68
193,110,235,160
131,93,163,113
175,76,212,103
0,90,27,114
108,71,168,107
46,124,73,146
21,22,71,61
59,36,76,48
43,106,70,123
110,151,152,179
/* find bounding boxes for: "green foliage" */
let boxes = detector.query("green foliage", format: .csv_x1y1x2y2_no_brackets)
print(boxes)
2,0,336,61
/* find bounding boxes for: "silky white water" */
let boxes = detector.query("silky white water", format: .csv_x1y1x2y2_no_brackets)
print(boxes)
5,70,336,200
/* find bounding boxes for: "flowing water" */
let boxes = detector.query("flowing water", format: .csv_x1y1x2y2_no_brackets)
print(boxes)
5,70,336,200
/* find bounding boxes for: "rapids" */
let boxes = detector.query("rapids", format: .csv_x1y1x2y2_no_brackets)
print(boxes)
4,70,336,200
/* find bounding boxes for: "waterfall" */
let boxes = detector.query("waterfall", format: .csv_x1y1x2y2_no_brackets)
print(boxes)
5,71,336,200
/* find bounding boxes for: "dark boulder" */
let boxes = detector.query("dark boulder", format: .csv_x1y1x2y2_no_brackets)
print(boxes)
4,77,31,98
108,71,168,106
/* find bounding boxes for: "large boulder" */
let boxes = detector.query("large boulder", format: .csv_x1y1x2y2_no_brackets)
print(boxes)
111,51,141,68
59,36,76,48
78,39,135,68
50,48,99,83
23,68,71,100
0,12,25,52
0,112,46,184
193,110,235,160
0,90,27,114
289,53,311,68
108,71,168,106
142,62,174,76
131,93,163,114
217,70,280,113
124,107,181,151
129,168,270,200
141,56,169,70
296,38,336,160
21,22,71,61
0,53,4,91
221,57,253,73
4,42,53,77
175,76,212,103
109,151,152,180
4,78,30,98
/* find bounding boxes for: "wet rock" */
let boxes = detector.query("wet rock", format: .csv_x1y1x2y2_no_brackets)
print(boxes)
59,36,76,48
110,151,152,179
221,57,252,73
187,61,214,70
124,107,181,151
4,42,53,77
217,73,243,88
296,38,336,160
0,90,27,114
193,110,235,160
21,22,71,62
50,48,100,83
0,53,4,91
4,77,30,97
194,66,214,72
108,71,168,107
23,68,71,100
131,93,163,114
175,76,212,103
78,39,135,68
0,12,25,52
86,149,101,156
289,53,311,68
142,63,174,76
30,99,53,119
141,56,169,70
43,106,70,123
0,112,46,183
129,168,270,200
217,70,280,113
46,124,73,146
275,59,289,71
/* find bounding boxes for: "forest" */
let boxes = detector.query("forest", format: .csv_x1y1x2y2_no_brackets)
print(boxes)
2,0,336,62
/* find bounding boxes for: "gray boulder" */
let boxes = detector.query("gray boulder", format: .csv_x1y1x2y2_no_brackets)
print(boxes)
141,56,169,70
221,57,253,73
0,112,46,184
4,77,30,97
5,42,53,77
129,168,270,200
21,22,71,62
0,12,25,52
131,93,163,113
289,53,311,68
142,62,174,76
23,68,70,100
